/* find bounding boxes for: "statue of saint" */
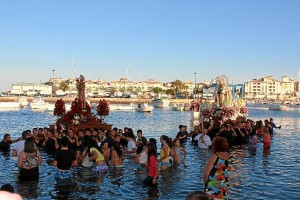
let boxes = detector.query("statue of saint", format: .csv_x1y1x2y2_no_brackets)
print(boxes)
76,75,86,108
215,75,232,108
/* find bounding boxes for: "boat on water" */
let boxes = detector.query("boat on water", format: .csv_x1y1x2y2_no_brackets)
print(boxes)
18,96,29,107
0,102,21,108
109,103,135,111
46,103,71,112
172,103,190,111
268,104,289,111
135,103,154,112
30,97,48,110
152,98,170,108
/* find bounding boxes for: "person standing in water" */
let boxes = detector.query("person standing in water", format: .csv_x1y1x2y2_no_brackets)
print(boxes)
143,142,159,186
53,136,77,180
172,138,187,165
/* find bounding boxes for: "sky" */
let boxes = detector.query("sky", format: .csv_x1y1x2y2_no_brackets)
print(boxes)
1,0,300,92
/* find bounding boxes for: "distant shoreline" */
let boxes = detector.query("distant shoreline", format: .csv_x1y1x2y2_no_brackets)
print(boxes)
0,96,193,104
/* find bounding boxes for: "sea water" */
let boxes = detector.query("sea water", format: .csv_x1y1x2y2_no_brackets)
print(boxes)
0,104,299,199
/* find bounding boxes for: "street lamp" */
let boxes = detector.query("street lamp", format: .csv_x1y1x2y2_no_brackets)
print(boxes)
51,69,55,97
194,72,197,99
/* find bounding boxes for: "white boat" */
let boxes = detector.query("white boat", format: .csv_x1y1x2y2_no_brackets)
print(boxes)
0,102,21,108
268,104,289,111
109,103,135,111
135,103,154,112
172,103,190,111
30,98,48,110
18,96,29,106
152,98,170,108
55,90,67,96
46,103,71,111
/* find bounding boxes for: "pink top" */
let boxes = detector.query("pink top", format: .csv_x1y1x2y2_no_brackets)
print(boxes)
148,156,158,177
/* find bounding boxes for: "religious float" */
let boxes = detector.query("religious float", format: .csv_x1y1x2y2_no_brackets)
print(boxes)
52,75,112,132
191,75,248,126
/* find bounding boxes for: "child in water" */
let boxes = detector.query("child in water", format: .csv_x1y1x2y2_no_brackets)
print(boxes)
172,139,187,165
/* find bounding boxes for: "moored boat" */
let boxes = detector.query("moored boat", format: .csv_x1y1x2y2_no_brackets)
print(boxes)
268,104,289,111
30,97,48,110
135,103,154,112
109,103,135,111
172,103,190,111
46,103,71,112
152,98,170,108
18,96,29,107
0,102,21,108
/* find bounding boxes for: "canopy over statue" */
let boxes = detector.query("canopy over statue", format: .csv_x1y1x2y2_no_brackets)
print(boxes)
76,75,86,108
215,75,232,108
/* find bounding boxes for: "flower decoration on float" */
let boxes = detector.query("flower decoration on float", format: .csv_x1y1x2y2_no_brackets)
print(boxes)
221,107,237,118
56,98,83,126
96,99,109,117
239,106,248,115
54,99,66,116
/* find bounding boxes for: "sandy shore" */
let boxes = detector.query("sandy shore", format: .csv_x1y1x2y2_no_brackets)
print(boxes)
0,96,193,104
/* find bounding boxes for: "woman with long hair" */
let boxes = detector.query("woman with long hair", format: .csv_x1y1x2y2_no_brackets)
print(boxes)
18,137,42,180
89,139,108,172
143,142,159,186
111,145,124,168
204,137,232,199
172,138,187,165
159,135,172,170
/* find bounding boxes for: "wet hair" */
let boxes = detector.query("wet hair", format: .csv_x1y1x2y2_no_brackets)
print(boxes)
137,129,142,134
113,127,118,131
3,133,10,140
88,139,101,153
24,137,36,153
172,138,180,148
147,142,157,164
113,145,123,158
82,135,91,149
60,136,69,147
149,138,157,150
179,125,183,129
22,130,29,140
0,183,14,193
263,126,269,134
212,136,229,152
136,144,143,154
185,191,209,200
161,135,172,148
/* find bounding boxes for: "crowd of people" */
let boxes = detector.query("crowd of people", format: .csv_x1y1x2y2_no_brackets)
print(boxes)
0,117,280,199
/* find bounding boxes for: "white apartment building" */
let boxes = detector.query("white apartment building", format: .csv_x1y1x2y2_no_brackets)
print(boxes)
244,76,294,100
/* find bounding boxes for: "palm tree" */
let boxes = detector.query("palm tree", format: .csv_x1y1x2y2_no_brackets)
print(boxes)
58,81,70,92
171,79,185,95
153,87,163,95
